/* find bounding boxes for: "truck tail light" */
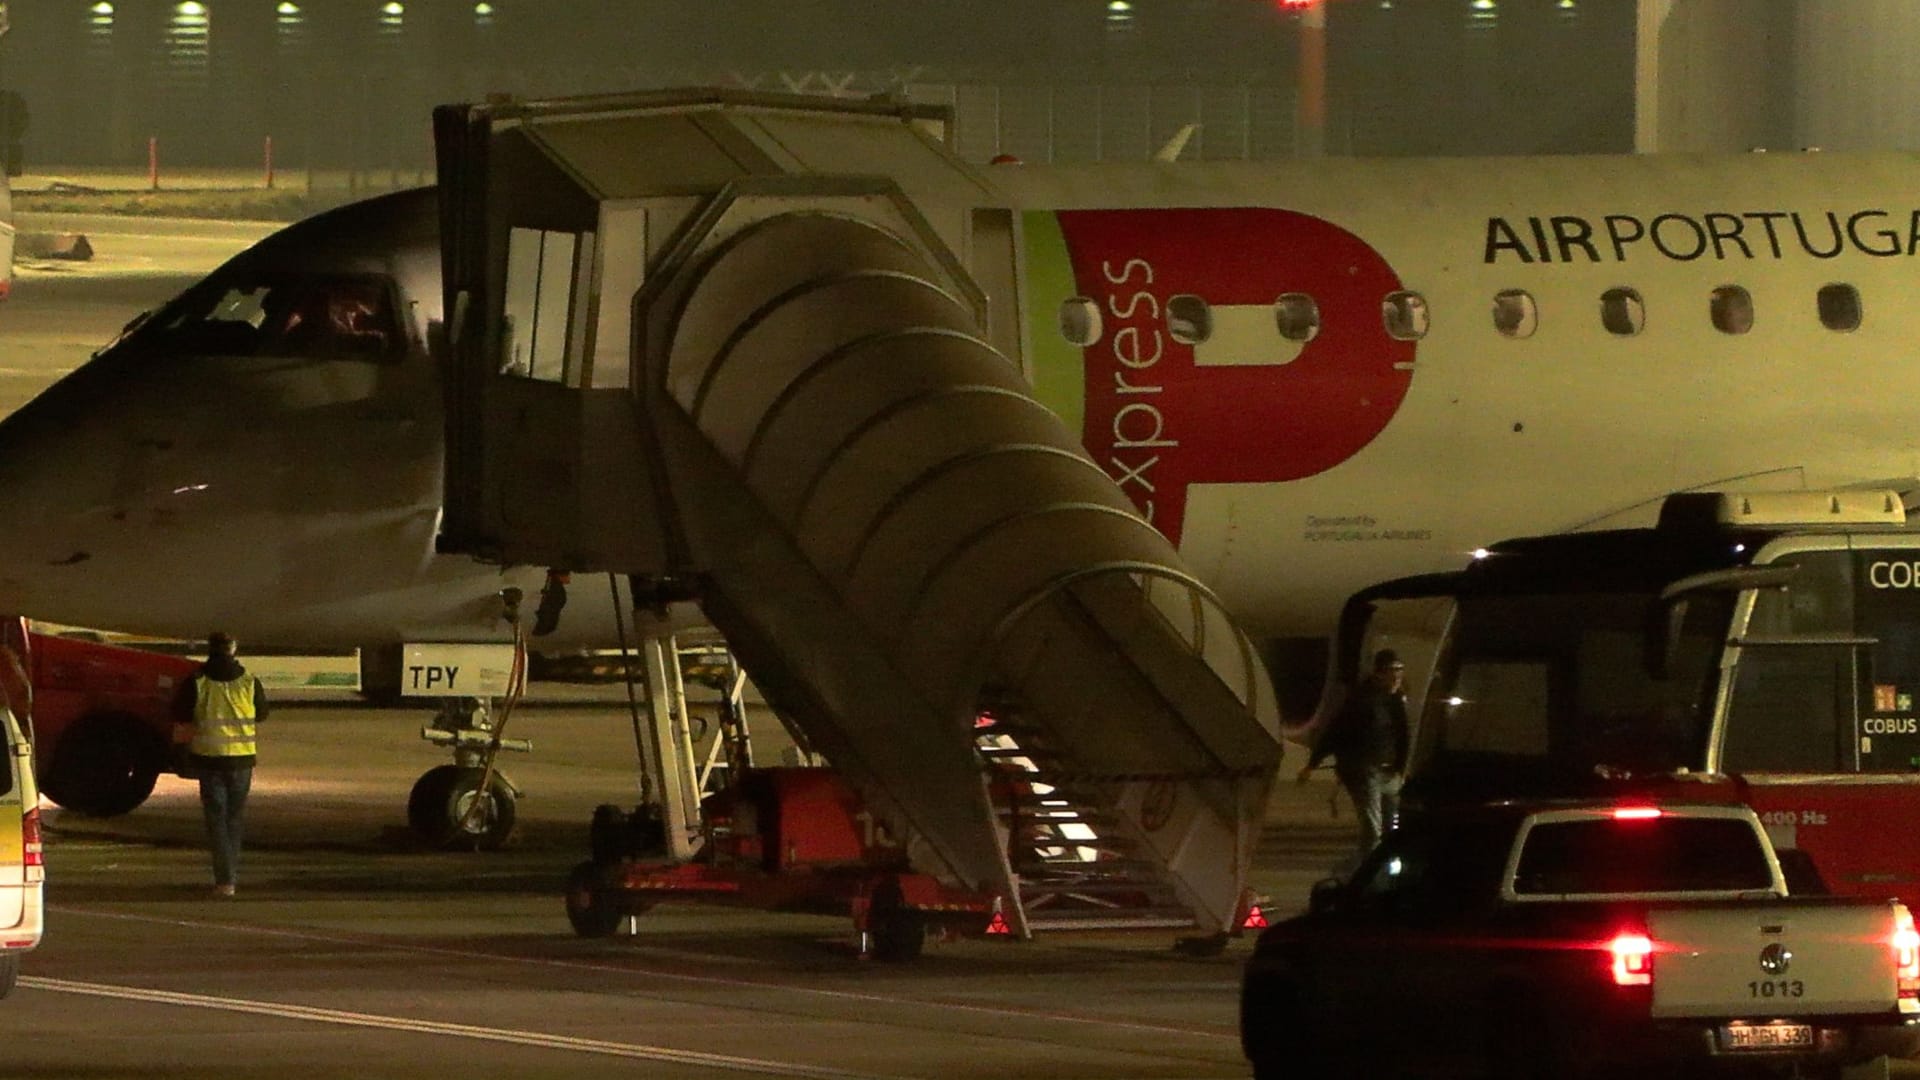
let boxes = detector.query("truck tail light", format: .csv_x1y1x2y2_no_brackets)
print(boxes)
1894,905,1920,998
22,806,42,883
1610,932,1653,987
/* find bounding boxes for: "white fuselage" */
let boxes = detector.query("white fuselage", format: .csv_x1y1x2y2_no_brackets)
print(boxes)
0,152,1914,649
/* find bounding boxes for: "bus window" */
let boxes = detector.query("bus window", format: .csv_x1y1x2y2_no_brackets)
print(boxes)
1721,643,1853,773
1853,550,1920,771
1417,591,1725,779
1746,552,1854,636
1724,551,1857,773
1440,660,1549,755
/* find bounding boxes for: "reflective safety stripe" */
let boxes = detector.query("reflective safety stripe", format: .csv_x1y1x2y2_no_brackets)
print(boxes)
191,676,258,758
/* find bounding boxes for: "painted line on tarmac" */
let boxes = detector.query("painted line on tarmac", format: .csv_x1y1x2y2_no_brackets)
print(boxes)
0,367,77,377
56,906,1238,1041
19,975,914,1080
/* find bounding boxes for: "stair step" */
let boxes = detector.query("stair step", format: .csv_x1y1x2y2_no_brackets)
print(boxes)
1015,855,1165,875
1009,839,1140,861
994,795,1116,815
1021,912,1201,931
1015,876,1171,891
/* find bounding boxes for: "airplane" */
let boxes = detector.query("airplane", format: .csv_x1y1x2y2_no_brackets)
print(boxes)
0,100,1915,852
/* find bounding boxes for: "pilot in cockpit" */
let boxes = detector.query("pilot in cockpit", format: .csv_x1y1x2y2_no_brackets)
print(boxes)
261,281,391,357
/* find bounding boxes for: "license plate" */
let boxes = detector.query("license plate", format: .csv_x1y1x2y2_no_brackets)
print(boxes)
1720,1023,1814,1051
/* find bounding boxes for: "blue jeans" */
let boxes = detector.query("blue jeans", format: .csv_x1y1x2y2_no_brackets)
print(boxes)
1337,764,1401,857
197,765,252,887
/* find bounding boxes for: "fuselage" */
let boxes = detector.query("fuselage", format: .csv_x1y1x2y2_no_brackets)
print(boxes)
0,151,1914,649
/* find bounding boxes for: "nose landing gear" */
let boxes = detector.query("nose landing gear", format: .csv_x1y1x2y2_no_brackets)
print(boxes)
409,695,528,850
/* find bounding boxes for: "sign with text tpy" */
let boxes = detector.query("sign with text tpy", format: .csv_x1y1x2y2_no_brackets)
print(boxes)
401,643,515,697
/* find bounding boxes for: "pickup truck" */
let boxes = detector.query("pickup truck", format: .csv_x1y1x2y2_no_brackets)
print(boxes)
1241,801,1920,1079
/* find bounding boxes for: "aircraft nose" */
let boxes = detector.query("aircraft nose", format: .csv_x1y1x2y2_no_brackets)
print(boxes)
0,357,157,614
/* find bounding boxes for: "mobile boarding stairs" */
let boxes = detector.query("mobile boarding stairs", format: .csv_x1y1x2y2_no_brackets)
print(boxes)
430,89,1283,943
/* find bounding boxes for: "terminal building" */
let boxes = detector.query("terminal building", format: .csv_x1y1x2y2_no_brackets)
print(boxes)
0,1,1910,170
0,1,1903,169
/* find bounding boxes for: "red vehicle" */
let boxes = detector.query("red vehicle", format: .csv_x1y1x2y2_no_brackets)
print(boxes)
0,619,196,817
1336,489,1920,916
564,768,1003,961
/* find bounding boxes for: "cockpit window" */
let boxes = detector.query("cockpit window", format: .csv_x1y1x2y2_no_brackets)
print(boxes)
134,273,403,360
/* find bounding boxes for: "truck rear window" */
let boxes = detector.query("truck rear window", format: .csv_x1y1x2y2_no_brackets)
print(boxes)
1512,817,1773,895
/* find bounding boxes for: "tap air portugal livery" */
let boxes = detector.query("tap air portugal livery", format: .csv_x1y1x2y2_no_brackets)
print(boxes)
0,142,1913,679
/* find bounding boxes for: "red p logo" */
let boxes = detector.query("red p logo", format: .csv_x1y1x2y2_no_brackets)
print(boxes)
1039,209,1417,545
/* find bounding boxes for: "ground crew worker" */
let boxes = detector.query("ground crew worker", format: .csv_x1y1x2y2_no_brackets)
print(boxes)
1298,648,1409,861
173,632,268,896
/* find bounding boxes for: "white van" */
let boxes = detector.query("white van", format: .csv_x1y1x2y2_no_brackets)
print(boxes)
0,702,42,997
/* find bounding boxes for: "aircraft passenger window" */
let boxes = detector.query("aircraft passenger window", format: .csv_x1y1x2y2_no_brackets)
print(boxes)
1600,287,1646,337
134,273,402,360
1817,284,1863,332
1167,295,1212,345
1058,298,1103,347
502,227,588,382
1492,289,1537,339
1710,285,1754,335
1383,291,1429,341
1274,293,1321,343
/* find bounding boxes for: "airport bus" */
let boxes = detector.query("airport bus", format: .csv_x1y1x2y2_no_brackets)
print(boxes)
1329,489,1920,906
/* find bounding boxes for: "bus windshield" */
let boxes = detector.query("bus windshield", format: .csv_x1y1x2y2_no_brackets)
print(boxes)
1415,590,1731,786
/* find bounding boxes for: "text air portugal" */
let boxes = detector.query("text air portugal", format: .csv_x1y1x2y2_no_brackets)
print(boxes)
1025,209,1415,547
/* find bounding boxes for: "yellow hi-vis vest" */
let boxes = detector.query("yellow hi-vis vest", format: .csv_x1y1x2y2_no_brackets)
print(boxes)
190,674,259,758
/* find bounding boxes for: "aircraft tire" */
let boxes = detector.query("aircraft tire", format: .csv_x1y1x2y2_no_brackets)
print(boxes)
446,769,516,851
867,881,926,962
1242,975,1328,1078
0,953,15,999
39,713,162,817
589,804,634,865
406,764,461,842
1485,992,1581,1080
408,765,516,850
565,860,624,938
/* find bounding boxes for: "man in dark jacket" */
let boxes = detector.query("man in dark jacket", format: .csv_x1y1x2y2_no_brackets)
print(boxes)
1298,648,1409,858
173,632,268,896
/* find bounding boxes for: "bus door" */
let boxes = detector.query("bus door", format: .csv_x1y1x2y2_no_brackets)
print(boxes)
1719,544,1920,902
1318,574,1459,752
